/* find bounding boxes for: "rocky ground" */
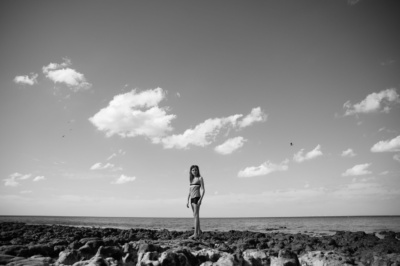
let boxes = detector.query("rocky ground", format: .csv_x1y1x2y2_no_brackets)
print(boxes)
0,222,399,266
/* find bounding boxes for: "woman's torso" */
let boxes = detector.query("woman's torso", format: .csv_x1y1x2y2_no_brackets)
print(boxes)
190,177,201,198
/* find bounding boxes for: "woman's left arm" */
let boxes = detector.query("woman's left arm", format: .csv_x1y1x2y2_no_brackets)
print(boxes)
199,176,205,205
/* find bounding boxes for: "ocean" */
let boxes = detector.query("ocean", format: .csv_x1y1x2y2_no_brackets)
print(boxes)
1,216,399,236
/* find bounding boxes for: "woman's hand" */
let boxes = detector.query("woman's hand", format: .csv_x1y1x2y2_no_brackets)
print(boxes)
186,202,189,208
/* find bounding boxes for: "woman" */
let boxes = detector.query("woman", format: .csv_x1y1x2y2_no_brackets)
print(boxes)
186,165,205,239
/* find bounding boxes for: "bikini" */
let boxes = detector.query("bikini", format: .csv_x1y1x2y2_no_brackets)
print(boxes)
190,180,201,204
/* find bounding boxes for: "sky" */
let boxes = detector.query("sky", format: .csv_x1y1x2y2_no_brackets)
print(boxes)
1,0,399,218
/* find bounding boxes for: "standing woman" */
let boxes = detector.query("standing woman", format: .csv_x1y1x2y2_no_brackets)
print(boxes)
186,165,205,239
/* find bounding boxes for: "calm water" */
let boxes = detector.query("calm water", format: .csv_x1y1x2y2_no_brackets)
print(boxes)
0,216,399,236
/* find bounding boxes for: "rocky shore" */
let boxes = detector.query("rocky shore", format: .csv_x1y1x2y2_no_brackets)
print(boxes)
0,222,399,266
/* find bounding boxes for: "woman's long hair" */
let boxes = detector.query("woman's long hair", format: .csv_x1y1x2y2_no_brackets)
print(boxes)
189,165,200,183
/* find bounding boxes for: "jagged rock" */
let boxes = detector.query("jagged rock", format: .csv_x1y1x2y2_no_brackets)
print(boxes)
299,251,354,266
271,249,300,266
5,255,53,266
243,249,269,266
54,249,81,265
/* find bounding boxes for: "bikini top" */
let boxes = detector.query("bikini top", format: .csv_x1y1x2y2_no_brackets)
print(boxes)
190,177,201,186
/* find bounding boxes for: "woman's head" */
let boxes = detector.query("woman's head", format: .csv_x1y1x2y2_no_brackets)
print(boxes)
189,165,200,181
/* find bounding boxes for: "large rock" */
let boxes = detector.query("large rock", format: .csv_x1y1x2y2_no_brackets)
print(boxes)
243,249,269,266
271,249,300,266
5,255,53,266
54,249,81,265
299,251,354,266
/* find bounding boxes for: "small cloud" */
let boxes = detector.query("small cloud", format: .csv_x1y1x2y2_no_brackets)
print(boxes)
13,73,38,85
342,163,372,176
238,159,289,178
20,190,33,194
33,176,45,182
90,162,122,171
343,88,399,116
43,58,92,92
371,135,400,152
176,92,181,98
111,174,136,184
215,136,247,155
238,107,267,128
394,154,400,162
3,173,33,186
293,145,323,163
341,148,356,157
379,171,389,175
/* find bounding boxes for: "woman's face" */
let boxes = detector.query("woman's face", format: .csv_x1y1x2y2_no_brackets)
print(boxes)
191,167,198,176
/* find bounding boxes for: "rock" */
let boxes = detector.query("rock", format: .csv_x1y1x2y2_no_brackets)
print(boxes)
243,249,269,266
0,254,21,265
299,251,355,266
5,255,53,266
54,249,80,265
214,252,243,266
271,249,300,266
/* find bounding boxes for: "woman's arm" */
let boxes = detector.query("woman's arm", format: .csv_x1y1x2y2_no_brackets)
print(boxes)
199,177,205,205
186,188,191,208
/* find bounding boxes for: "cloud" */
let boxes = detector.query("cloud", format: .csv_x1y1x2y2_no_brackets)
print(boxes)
3,173,32,186
293,145,323,163
238,159,289,178
43,58,92,92
157,114,242,149
215,136,246,155
237,107,267,128
394,154,400,162
107,150,126,161
371,135,400,153
111,175,136,184
13,73,38,85
342,163,372,176
33,176,45,182
90,162,122,172
343,88,399,116
157,107,266,149
89,88,176,139
341,148,356,157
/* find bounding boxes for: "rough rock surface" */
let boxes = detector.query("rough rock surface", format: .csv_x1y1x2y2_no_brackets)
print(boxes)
0,222,399,266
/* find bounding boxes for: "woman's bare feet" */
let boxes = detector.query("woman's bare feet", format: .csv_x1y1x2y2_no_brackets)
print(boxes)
188,234,198,239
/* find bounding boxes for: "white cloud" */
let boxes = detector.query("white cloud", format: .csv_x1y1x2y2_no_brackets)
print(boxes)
342,163,372,176
89,88,176,139
394,154,400,162
371,135,400,152
238,159,289,178
43,58,92,92
157,114,242,149
3,173,32,186
343,88,399,116
341,148,356,157
293,145,323,163
238,107,267,128
90,162,114,170
33,176,45,182
157,107,266,149
13,73,38,85
111,175,136,184
215,136,247,155
20,190,33,194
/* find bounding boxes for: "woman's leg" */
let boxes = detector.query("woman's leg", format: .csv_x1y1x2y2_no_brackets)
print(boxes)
190,202,200,238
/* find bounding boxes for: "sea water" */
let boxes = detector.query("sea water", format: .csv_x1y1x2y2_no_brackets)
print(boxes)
0,216,399,236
